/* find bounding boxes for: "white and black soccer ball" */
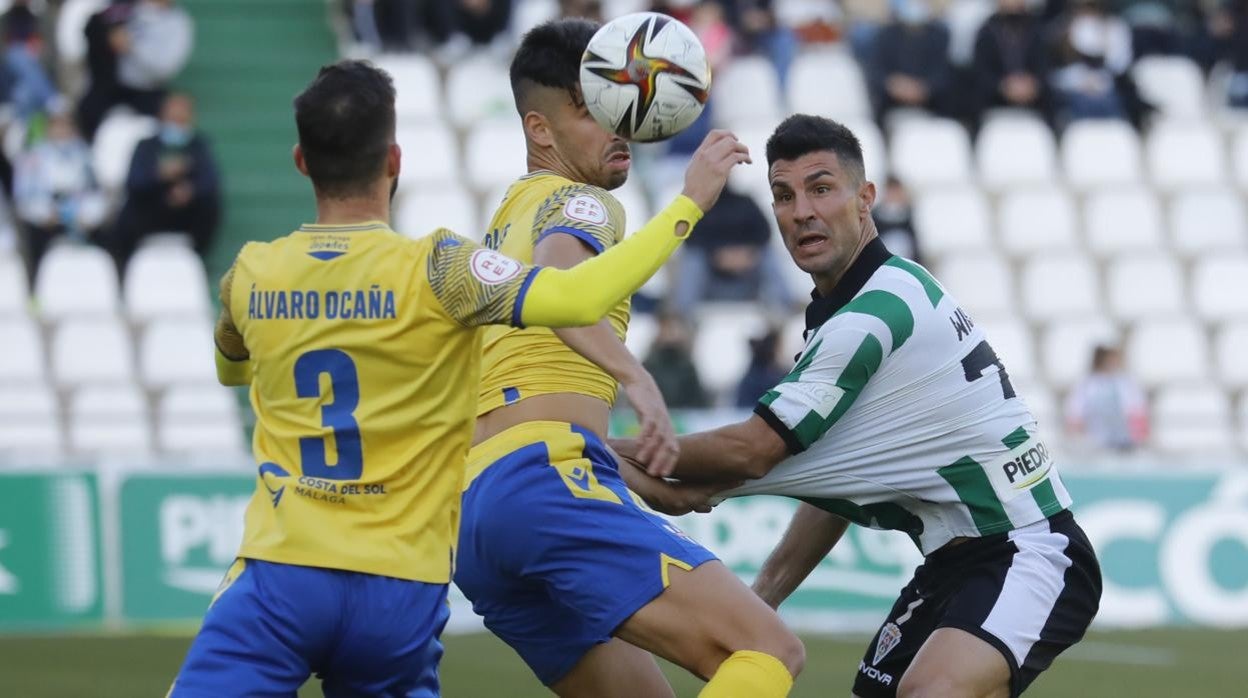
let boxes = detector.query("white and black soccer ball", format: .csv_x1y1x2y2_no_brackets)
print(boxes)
579,12,711,143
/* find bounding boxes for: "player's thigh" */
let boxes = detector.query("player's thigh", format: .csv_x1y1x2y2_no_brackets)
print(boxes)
897,627,1010,698
551,638,675,698
614,560,804,681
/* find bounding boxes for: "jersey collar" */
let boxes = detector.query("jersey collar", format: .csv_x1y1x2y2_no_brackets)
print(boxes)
804,237,892,333
298,220,391,233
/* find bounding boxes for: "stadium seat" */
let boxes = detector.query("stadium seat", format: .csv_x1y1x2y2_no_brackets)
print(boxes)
1061,120,1142,187
890,118,973,188
840,118,889,184
1105,255,1184,321
1013,380,1058,434
1215,323,1248,389
446,55,515,129
977,319,1037,382
465,119,528,192
1126,318,1209,387
36,245,120,319
1152,385,1234,454
692,304,768,396
727,124,774,198
934,254,1015,319
51,318,134,386
68,385,151,455
1132,56,1207,121
92,111,159,191
56,0,107,67
395,123,461,188
0,385,62,456
139,319,216,388
0,318,44,384
159,384,245,455
1235,125,1248,191
913,187,992,258
1147,122,1226,191
623,312,658,360
1020,254,1100,321
395,186,479,239
976,114,1057,190
1191,255,1248,322
945,0,995,65
372,54,442,123
123,245,211,322
612,178,652,231
0,256,25,316
511,0,558,38
787,49,872,121
998,187,1079,256
1083,188,1164,256
1040,317,1119,388
1168,188,1247,257
712,56,784,128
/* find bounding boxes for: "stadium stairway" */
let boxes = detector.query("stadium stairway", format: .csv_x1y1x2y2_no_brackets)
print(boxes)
178,0,337,283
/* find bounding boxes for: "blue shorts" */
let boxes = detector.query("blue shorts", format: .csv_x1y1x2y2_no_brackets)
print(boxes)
454,421,717,686
171,558,449,698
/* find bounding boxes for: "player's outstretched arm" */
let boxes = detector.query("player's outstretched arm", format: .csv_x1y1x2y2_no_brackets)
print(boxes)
753,503,850,609
614,413,790,481
213,263,251,386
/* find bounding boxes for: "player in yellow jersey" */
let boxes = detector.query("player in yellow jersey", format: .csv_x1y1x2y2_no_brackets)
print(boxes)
454,20,803,698
168,59,748,697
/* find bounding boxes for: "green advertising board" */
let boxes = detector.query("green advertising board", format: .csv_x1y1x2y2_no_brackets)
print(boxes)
0,472,102,630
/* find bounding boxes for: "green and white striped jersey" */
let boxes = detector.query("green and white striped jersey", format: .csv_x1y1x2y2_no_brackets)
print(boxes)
740,239,1071,555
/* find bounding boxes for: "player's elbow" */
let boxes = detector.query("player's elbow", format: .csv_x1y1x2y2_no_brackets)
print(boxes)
729,446,781,480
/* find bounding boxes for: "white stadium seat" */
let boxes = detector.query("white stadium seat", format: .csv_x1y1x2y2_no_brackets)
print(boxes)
395,123,461,189
52,318,134,386
623,312,658,364
123,245,210,322
56,0,106,66
712,56,784,128
727,124,773,201
1105,255,1184,321
612,177,652,232
841,118,889,184
139,320,216,388
0,385,62,456
1013,380,1058,433
512,0,558,38
945,0,994,65
1191,255,1248,322
1215,323,1248,389
1147,122,1226,191
1126,318,1209,387
1083,188,1164,256
1169,188,1247,257
976,114,1057,190
446,55,514,129
395,186,479,239
998,188,1079,256
0,256,25,316
1061,120,1142,187
1235,125,1248,191
692,304,768,395
68,385,151,455
1152,385,1234,454
935,254,1015,318
0,319,45,384
36,244,120,319
1040,317,1119,388
1020,254,1100,321
787,49,872,121
977,319,1036,382
890,118,973,187
373,54,442,122
1132,56,1207,121
159,384,245,455
465,119,528,192
913,188,992,258
92,111,159,191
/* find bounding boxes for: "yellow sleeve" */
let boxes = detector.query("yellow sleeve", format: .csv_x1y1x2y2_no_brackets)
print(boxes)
531,183,626,254
214,260,252,386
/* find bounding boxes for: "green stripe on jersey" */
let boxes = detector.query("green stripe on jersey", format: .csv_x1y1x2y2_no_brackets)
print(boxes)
834,290,914,352
778,339,822,385
1001,426,1030,450
760,389,781,407
938,456,1011,535
1030,478,1064,516
800,497,925,546
791,333,884,448
885,256,943,308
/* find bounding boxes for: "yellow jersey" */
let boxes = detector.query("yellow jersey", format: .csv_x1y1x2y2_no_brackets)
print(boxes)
477,171,628,414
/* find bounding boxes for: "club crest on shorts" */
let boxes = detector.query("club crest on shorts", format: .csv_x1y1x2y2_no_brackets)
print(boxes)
873,622,902,665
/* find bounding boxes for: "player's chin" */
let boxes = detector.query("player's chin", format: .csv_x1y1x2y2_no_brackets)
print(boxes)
602,165,630,189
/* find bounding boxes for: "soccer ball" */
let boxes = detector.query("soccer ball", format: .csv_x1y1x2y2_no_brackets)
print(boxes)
580,12,711,143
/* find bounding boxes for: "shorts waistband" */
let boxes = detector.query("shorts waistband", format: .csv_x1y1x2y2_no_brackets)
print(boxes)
926,509,1073,567
465,421,603,489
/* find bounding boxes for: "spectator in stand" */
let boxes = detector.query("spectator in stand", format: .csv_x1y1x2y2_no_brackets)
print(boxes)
643,312,711,409
734,327,787,407
670,185,795,318
77,0,192,141
1065,344,1150,452
1115,0,1216,61
872,175,923,264
559,0,604,22
2,0,58,120
714,1,800,86
425,0,512,56
972,0,1053,126
1215,0,1248,107
869,0,953,125
100,92,219,276
12,109,108,287
1048,0,1152,129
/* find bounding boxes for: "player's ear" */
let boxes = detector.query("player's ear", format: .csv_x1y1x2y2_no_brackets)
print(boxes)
523,111,555,148
388,143,401,178
858,180,876,219
293,144,309,178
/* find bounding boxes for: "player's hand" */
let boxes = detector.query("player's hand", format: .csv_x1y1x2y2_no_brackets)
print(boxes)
613,450,735,516
681,129,751,213
620,371,680,477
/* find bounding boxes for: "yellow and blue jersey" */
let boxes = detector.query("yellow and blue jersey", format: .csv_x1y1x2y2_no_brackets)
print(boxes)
477,171,629,414
224,221,539,584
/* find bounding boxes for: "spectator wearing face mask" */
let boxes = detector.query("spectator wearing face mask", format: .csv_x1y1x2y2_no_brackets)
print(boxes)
1048,0,1152,129
100,92,220,277
869,0,953,124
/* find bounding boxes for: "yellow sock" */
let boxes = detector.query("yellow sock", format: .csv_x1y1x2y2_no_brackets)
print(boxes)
698,650,794,698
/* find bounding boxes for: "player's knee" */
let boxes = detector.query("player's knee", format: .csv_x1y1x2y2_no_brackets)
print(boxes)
770,629,805,677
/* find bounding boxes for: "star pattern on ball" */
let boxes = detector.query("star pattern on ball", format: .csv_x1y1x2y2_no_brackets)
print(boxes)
583,15,709,138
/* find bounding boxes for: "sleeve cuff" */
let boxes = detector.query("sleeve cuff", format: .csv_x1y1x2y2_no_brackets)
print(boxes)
667,194,705,239
535,226,607,254
215,342,252,386
510,266,543,328
753,403,805,456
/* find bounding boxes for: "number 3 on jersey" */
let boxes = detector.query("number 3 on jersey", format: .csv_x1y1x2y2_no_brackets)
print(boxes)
294,349,363,480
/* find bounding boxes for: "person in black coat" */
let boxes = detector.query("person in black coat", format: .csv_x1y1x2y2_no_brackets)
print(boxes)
972,0,1054,126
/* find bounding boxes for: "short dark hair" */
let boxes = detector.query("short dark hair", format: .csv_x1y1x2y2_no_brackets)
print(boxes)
293,60,396,198
510,18,600,114
766,114,866,183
